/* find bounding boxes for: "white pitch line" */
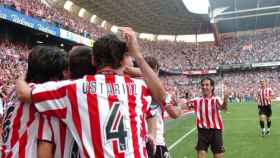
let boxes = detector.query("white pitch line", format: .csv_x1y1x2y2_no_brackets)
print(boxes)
223,117,280,121
168,127,196,151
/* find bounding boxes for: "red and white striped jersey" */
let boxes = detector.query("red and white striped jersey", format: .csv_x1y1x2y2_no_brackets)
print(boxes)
31,74,152,158
43,117,81,158
257,88,273,106
0,86,48,158
149,103,165,146
190,96,224,130
37,115,53,142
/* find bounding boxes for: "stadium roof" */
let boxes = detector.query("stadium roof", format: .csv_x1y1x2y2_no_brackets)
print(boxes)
71,0,212,35
209,0,280,33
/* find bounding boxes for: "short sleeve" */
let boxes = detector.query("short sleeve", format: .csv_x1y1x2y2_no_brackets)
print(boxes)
138,79,152,114
32,80,73,119
146,102,158,119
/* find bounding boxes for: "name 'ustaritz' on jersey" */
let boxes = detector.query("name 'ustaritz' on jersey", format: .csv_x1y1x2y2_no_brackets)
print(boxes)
82,80,139,96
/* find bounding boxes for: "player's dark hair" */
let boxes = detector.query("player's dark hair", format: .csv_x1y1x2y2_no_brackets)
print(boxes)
26,46,68,83
144,56,160,72
69,46,96,79
200,77,215,95
93,34,127,69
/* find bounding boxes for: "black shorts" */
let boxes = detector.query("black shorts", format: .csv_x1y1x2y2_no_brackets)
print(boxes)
196,128,225,154
258,105,272,117
154,145,170,158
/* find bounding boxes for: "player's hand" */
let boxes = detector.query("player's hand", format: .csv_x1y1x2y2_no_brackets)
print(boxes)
186,100,194,110
118,27,142,59
223,85,231,99
175,98,188,109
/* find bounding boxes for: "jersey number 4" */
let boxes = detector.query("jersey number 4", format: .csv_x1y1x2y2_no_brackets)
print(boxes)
105,102,128,152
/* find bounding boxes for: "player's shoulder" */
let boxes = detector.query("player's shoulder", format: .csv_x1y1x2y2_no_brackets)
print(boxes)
190,97,201,102
86,74,144,83
38,80,75,87
75,76,89,83
124,75,147,86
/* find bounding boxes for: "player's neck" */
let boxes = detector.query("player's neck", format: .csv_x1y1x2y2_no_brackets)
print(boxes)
203,94,212,98
97,66,124,75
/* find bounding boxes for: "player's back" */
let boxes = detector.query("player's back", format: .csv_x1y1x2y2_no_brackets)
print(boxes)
1,86,40,158
77,74,152,157
32,74,152,158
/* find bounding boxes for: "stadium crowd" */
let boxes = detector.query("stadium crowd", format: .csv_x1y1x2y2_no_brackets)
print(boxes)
141,29,280,71
1,35,280,107
141,41,220,70
0,0,106,39
1,0,280,110
162,70,280,101
0,0,280,157
0,40,28,106
1,0,280,70
161,75,220,98
0,1,279,157
1,0,280,71
223,70,280,101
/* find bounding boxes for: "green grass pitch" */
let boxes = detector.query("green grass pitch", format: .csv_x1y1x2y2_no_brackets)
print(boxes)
165,101,280,158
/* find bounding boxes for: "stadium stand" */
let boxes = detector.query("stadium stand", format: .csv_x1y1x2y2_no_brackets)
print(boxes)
1,24,280,106
162,70,280,101
1,0,280,114
1,0,280,157
141,30,280,71
0,40,28,103
0,0,106,40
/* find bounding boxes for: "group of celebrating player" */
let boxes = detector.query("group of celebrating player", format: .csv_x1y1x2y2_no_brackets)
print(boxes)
0,27,273,158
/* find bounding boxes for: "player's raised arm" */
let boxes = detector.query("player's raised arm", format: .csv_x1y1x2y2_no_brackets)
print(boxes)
165,94,183,119
220,96,229,111
184,98,194,110
119,27,166,105
17,77,72,119
219,86,230,111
